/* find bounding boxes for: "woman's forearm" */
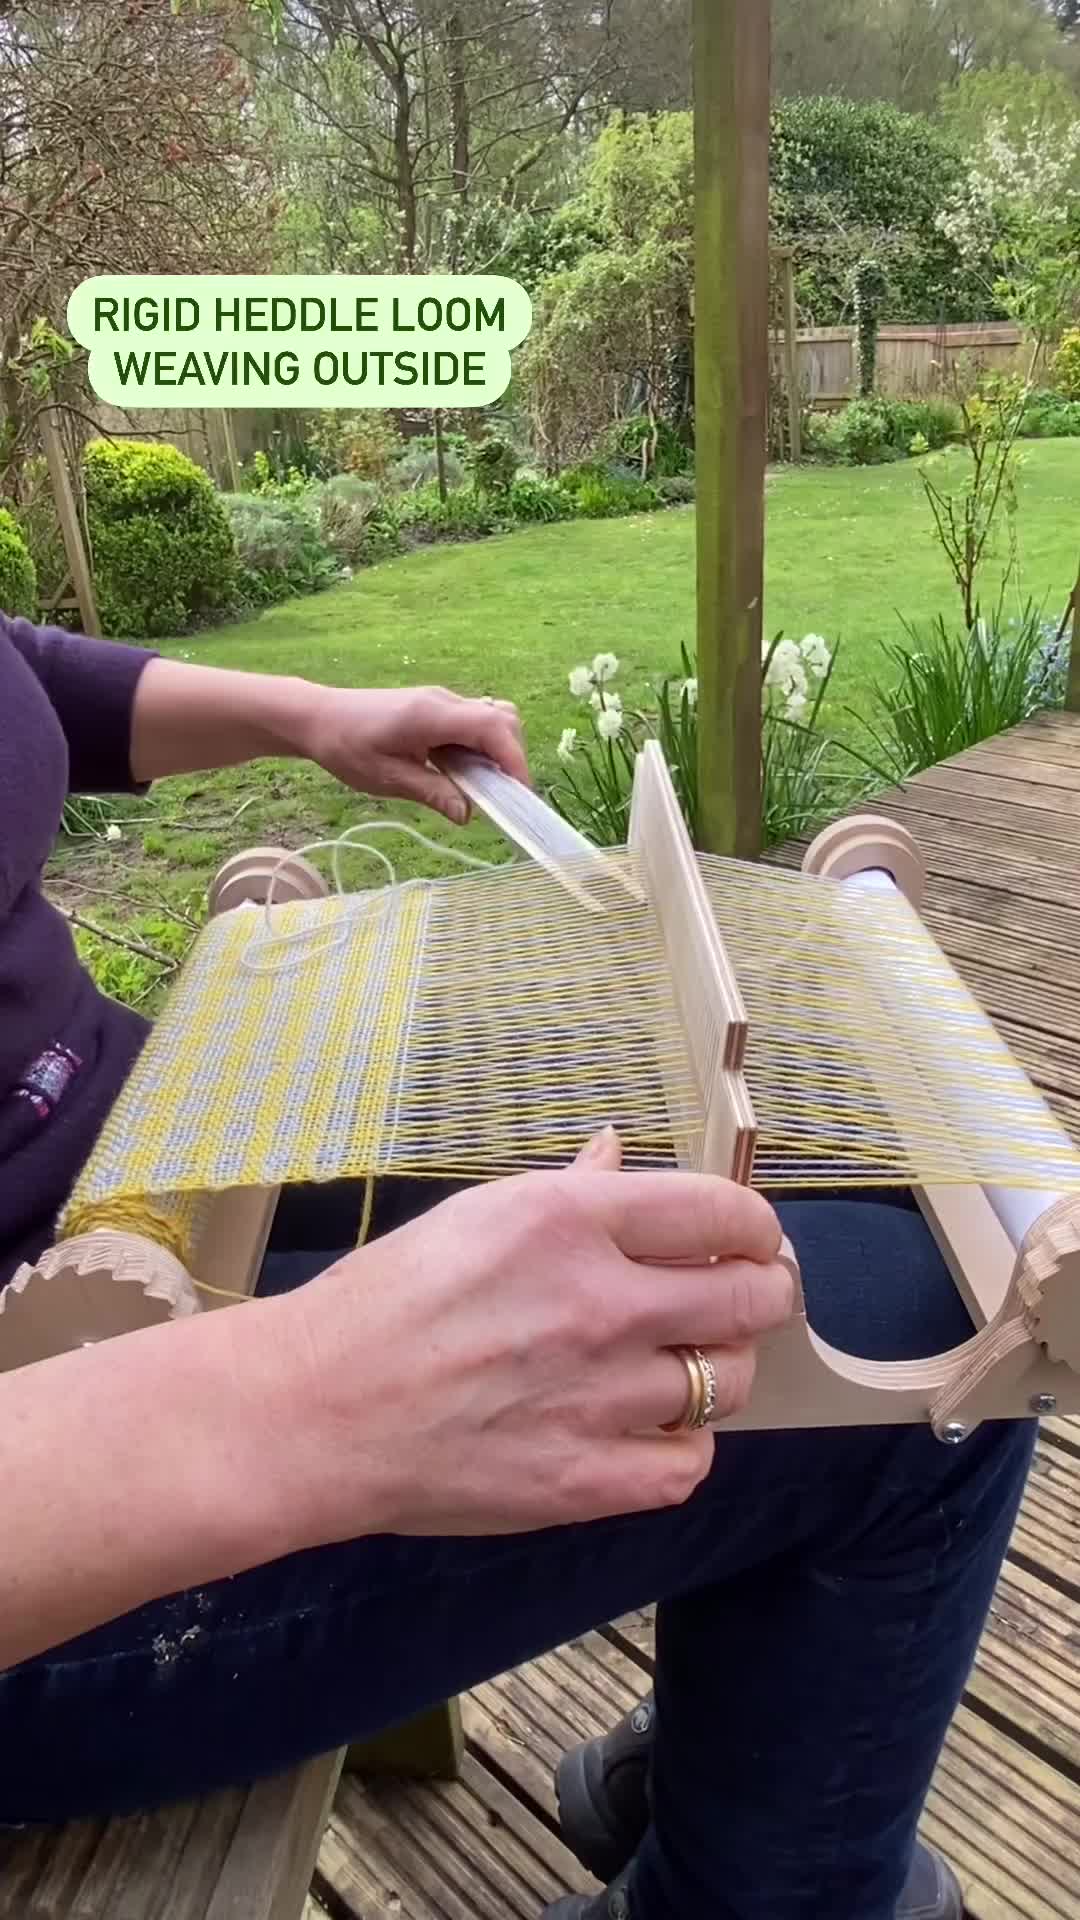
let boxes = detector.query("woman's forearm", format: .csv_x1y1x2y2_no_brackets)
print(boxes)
130,659,323,783
0,1297,339,1671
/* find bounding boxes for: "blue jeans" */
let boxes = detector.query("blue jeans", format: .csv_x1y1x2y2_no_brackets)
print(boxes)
0,1184,1034,1919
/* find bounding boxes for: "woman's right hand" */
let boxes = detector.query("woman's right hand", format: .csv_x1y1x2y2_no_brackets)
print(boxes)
271,1137,794,1545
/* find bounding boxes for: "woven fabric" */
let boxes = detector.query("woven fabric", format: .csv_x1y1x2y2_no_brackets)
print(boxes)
60,852,1080,1260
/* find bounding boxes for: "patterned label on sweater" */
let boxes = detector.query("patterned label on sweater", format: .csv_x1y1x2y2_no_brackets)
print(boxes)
13,1043,83,1122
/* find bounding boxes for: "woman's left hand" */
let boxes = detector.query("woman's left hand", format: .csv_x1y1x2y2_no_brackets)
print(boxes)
298,683,528,824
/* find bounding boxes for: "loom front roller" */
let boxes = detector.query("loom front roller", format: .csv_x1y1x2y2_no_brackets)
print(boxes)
5,744,1080,1445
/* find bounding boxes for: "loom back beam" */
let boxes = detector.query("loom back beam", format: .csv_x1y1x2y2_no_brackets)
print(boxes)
6,748,1080,1443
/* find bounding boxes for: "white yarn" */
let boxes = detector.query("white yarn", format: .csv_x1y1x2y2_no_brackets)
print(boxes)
239,820,501,978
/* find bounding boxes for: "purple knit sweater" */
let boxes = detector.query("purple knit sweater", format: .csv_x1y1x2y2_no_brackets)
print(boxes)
0,614,156,1282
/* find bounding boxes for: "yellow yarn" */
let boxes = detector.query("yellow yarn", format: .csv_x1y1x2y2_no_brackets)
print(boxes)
357,1175,375,1248
60,1196,200,1269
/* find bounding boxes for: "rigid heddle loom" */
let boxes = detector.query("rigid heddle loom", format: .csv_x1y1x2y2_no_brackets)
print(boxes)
5,740,1080,1441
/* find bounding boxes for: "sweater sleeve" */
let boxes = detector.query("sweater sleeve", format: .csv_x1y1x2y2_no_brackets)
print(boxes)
0,614,157,794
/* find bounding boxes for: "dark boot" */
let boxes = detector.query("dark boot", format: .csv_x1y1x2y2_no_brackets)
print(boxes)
549,1695,963,1919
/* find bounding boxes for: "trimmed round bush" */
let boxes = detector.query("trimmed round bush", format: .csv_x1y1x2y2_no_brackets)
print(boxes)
83,439,236,637
0,508,36,617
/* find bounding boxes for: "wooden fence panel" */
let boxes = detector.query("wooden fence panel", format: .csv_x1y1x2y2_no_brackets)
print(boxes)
771,323,1030,407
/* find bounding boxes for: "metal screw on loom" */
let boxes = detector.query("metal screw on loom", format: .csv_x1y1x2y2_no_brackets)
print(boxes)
938,1422,969,1447
1029,1394,1057,1416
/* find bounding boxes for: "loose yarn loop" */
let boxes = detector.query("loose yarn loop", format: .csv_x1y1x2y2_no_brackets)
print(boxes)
239,820,500,977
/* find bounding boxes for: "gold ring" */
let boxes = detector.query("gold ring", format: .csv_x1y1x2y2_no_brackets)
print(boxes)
662,1347,717,1433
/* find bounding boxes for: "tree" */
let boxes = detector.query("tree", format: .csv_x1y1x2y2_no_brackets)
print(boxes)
0,0,274,499
517,115,692,468
938,59,1080,158
257,1,627,276
771,0,1079,112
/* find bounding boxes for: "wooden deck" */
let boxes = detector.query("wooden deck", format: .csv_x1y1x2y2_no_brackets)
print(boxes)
305,712,1080,1920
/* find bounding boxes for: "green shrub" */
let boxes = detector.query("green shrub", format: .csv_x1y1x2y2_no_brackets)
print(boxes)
507,477,578,523
323,410,404,481
468,434,519,495
1020,389,1080,438
610,413,692,478
317,486,402,567
322,474,380,504
398,485,503,543
654,473,696,504
558,462,661,516
576,474,660,517
881,398,959,451
242,450,310,499
409,427,470,457
811,398,897,466
808,395,959,465
771,96,994,326
864,603,1051,776
221,493,335,606
390,444,466,491
0,507,36,617
1052,328,1080,400
84,439,236,636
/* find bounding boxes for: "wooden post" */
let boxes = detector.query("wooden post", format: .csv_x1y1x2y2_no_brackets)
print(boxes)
778,247,802,463
38,407,100,637
694,0,770,859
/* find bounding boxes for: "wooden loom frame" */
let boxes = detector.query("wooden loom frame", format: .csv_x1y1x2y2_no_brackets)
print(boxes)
4,744,1080,1445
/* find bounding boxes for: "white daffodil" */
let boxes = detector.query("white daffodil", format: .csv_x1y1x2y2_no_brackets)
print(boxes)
682,677,698,707
105,823,123,843
784,692,808,721
775,659,809,703
591,651,619,683
799,634,831,679
568,666,593,698
590,688,623,712
596,707,624,740
557,727,578,762
763,638,802,688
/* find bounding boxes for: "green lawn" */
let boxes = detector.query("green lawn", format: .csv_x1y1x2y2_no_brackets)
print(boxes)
52,438,1080,993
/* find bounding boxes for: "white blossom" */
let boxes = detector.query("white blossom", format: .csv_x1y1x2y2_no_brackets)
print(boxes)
591,651,619,683
568,666,593,698
784,692,808,721
764,638,802,688
596,707,624,740
557,727,578,761
682,677,698,708
105,823,123,843
590,688,623,713
799,634,831,679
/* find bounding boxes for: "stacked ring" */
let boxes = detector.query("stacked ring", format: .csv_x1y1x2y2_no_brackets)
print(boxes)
662,1346,718,1433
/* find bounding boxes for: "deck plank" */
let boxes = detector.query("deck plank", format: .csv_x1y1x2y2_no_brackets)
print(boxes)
315,1755,593,1920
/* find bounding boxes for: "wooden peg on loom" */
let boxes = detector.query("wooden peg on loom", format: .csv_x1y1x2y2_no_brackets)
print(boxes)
0,851,328,1373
